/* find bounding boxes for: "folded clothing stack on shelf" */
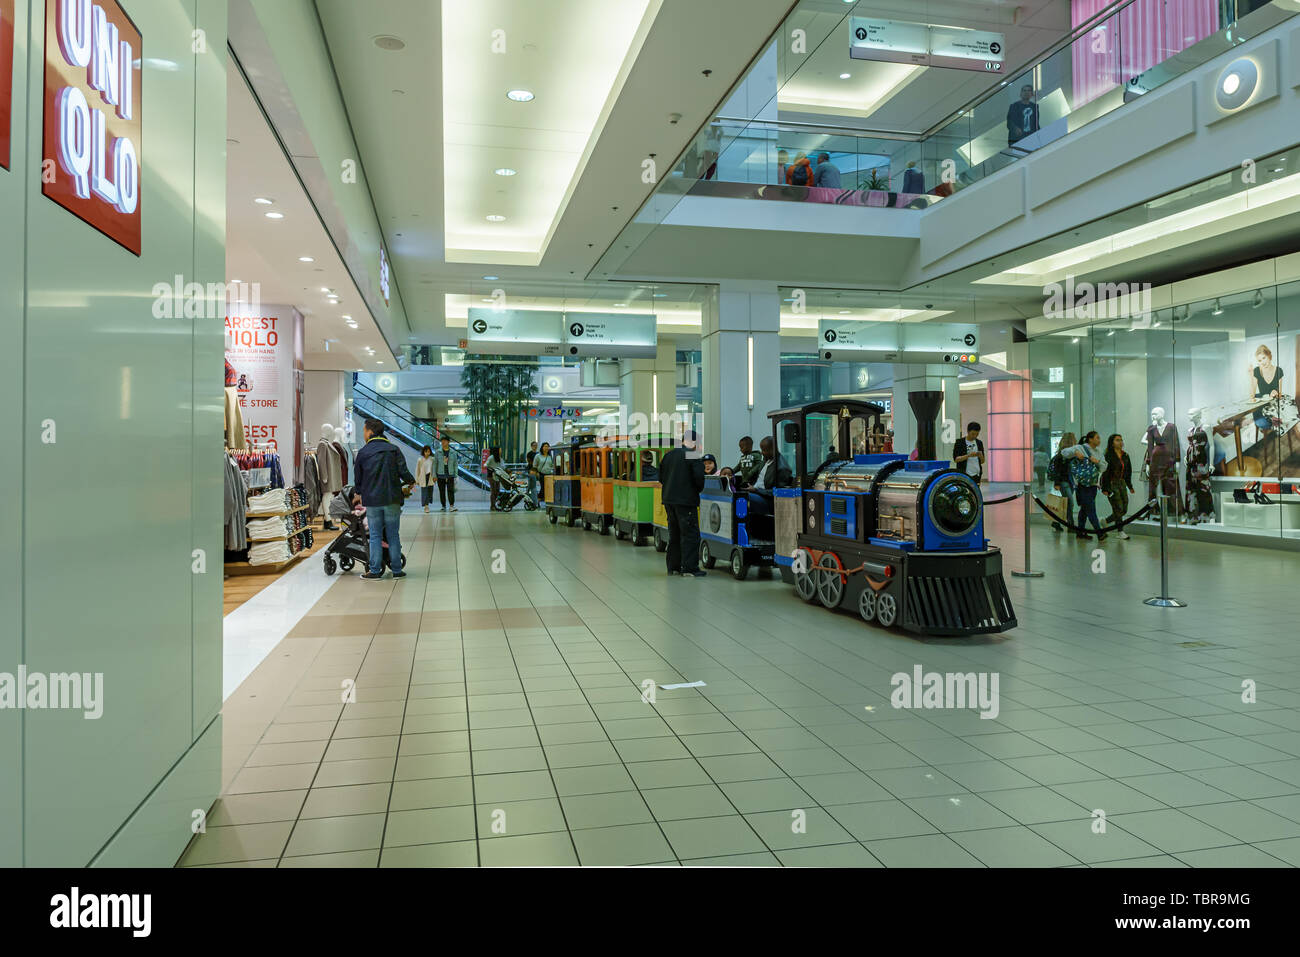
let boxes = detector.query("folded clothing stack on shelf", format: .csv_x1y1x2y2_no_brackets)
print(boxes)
248,540,292,565
248,487,288,513
247,516,289,540
288,528,314,554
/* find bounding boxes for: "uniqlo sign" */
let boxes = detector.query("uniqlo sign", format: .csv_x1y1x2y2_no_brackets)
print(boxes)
1,0,14,170
42,0,143,254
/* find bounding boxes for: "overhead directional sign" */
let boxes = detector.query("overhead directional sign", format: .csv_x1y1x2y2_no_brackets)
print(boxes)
820,319,979,364
562,312,656,358
467,308,658,358
850,16,1004,74
467,308,564,356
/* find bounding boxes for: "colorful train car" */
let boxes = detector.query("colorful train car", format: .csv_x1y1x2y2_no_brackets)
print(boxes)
545,435,594,526
698,475,777,580
613,436,674,545
579,437,618,534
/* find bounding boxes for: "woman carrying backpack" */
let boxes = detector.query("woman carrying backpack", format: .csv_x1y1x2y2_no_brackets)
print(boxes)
1066,431,1107,543
1047,432,1077,533
786,151,815,187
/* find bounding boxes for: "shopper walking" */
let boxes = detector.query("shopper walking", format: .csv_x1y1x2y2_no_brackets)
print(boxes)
1102,433,1134,540
484,445,504,511
660,432,706,578
415,445,436,512
1066,431,1107,542
434,435,458,511
1047,432,1077,533
534,442,554,503
525,440,540,508
354,418,415,580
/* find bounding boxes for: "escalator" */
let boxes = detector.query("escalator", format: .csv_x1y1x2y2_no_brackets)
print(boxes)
352,382,489,490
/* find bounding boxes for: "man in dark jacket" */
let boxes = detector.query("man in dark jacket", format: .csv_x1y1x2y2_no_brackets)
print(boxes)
659,433,707,577
742,436,793,527
354,418,415,580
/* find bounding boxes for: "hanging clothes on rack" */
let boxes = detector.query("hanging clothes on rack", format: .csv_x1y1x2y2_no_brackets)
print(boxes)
303,450,322,516
223,453,248,550
231,450,285,489
331,439,350,489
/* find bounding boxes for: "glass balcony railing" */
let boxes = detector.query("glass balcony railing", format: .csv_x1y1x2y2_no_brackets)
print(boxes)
593,0,1294,278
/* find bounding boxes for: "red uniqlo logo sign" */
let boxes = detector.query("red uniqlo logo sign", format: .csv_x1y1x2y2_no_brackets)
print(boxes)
42,0,143,254
1,0,14,170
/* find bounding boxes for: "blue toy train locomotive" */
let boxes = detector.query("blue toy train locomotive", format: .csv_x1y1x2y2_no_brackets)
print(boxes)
770,400,1016,636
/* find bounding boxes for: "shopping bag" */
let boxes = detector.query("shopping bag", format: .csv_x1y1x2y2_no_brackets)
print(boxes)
1044,492,1067,522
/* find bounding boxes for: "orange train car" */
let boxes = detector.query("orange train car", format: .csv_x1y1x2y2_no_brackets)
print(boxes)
579,436,619,534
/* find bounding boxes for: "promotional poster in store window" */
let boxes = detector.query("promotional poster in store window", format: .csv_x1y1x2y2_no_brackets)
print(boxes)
225,305,304,456
42,0,143,254
1195,330,1300,477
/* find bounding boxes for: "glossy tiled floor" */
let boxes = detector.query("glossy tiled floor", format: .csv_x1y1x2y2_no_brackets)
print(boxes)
184,503,1300,867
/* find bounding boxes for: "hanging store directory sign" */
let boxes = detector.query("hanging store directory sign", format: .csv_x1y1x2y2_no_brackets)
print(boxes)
1,0,14,170
42,0,143,254
850,16,1003,74
820,319,979,364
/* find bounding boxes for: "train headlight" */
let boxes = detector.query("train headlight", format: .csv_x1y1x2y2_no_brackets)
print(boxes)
928,477,980,536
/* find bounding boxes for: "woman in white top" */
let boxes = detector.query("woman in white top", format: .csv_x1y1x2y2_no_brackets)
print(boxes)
415,445,436,513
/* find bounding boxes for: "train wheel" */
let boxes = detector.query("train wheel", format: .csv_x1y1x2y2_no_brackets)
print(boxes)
699,541,717,569
613,526,623,540
654,532,667,553
857,588,877,622
817,554,845,609
793,550,816,602
600,522,610,536
876,592,898,627
583,520,592,531
730,550,749,581
549,512,558,525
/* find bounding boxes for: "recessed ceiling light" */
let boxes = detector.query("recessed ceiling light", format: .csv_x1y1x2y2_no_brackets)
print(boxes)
614,303,627,307
254,197,273,205
838,309,851,314
341,315,352,320
486,215,506,222
230,278,242,283
481,298,494,303
506,89,535,102
374,35,405,51
483,275,500,281
298,256,314,262
377,361,383,365
839,73,851,79
494,168,517,177
265,212,284,219
320,287,331,293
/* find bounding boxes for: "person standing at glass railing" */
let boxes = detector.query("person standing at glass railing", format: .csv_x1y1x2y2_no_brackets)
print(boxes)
813,152,842,188
1006,84,1040,147
786,151,815,186
776,149,788,185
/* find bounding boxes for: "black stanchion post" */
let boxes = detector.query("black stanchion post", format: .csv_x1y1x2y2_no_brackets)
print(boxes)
1011,483,1043,579
1144,493,1186,608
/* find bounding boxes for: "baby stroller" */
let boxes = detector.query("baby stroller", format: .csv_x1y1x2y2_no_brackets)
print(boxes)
321,486,407,575
488,463,537,512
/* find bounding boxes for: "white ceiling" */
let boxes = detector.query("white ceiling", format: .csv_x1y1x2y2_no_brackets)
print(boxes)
315,0,799,343
225,67,395,372
779,0,1073,133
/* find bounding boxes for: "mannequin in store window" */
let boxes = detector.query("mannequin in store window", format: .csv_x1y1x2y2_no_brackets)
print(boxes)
1185,407,1215,524
1141,406,1181,511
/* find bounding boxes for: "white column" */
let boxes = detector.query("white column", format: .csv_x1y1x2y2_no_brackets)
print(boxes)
891,364,960,462
702,281,781,460
619,338,676,438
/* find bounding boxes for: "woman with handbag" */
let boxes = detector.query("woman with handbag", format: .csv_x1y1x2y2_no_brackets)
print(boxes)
1047,432,1077,533
1101,434,1133,540
1066,431,1107,543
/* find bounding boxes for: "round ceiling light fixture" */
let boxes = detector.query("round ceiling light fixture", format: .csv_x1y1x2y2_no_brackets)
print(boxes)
373,35,406,51
839,73,851,80
494,168,518,176
264,212,284,219
483,275,500,281
486,214,506,222
298,256,314,262
254,197,273,205
1215,57,1258,112
506,89,535,102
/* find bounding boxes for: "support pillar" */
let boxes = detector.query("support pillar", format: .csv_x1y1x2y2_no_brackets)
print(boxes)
702,282,781,461
619,338,676,439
